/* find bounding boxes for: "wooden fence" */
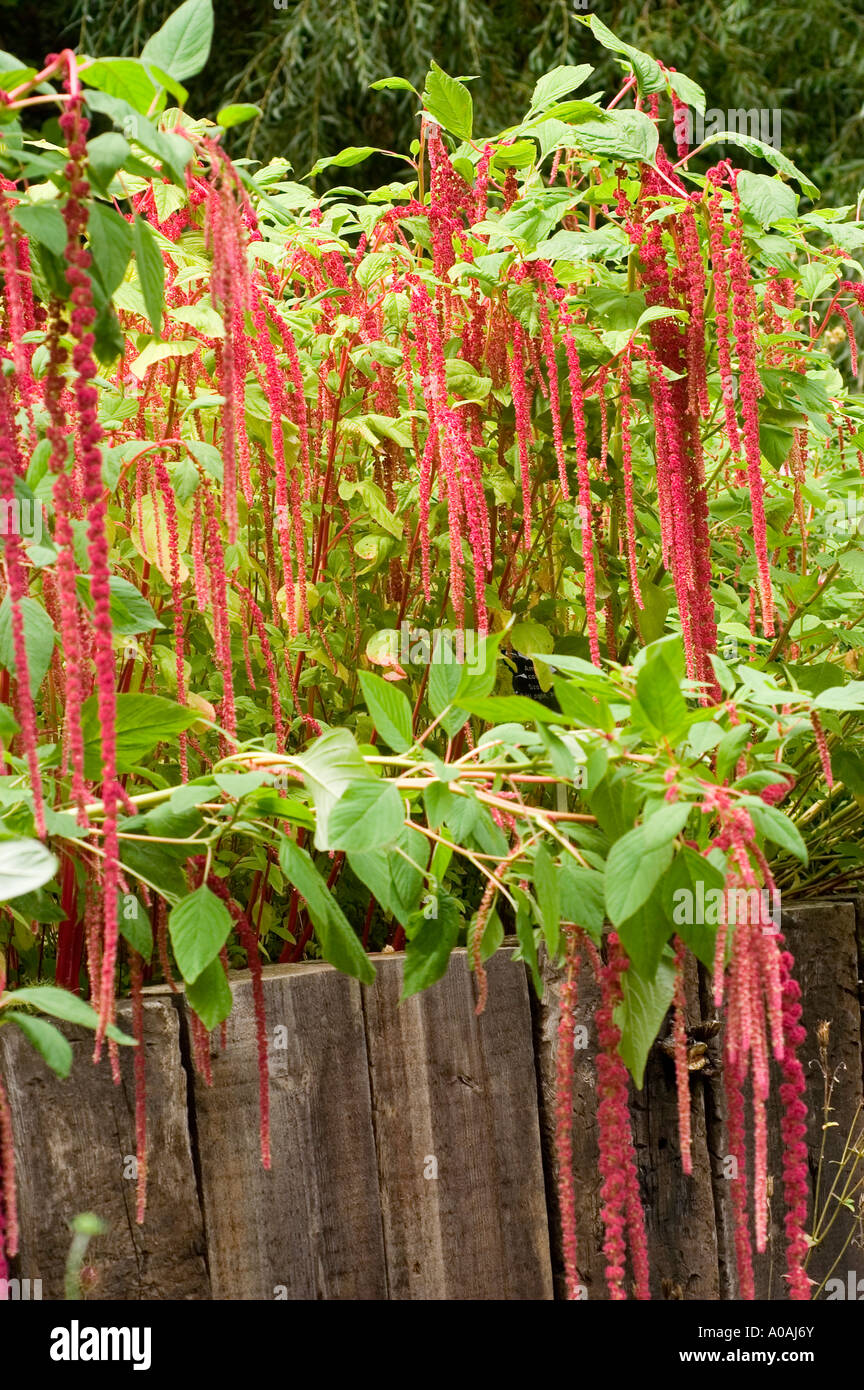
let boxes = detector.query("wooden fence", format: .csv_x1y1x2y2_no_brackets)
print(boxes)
1,899,862,1301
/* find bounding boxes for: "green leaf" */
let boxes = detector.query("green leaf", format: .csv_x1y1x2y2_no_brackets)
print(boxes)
616,881,671,980
666,69,706,117
293,727,375,850
533,842,560,959
308,146,379,177
454,629,506,703
529,64,594,113
662,847,725,969
76,574,163,636
401,894,461,999
715,723,751,783
11,203,67,256
615,953,677,1087
212,772,268,798
278,837,375,984
574,108,659,164
513,888,542,997
118,894,153,959
186,956,233,1031
428,657,467,737
736,171,798,226
141,0,214,81
84,92,192,188
87,200,134,299
604,828,675,926
697,131,818,198
87,132,131,189
348,838,422,929
358,670,413,752
813,681,864,711
84,58,159,114
0,594,57,696
369,77,417,93
6,1012,73,1078
559,863,605,943
216,103,261,129
581,15,665,95
132,216,165,336
641,801,693,851
635,652,689,742
338,477,403,537
423,61,473,140
168,885,232,984
0,839,58,903
748,804,808,864
456,694,564,725
327,780,405,851
81,693,200,779
0,985,136,1044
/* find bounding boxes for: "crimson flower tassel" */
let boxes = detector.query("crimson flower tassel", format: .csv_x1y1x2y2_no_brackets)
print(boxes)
725,171,774,634
562,318,601,665
0,374,46,837
810,711,833,788
507,320,534,550
58,90,120,1048
153,460,188,780
555,929,582,1298
671,937,692,1175
591,934,650,1299
129,949,148,1224
618,351,642,609
0,1075,18,1277
777,944,811,1300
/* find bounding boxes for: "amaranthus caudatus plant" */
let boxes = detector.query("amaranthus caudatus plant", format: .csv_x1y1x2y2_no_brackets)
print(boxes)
3,0,864,1297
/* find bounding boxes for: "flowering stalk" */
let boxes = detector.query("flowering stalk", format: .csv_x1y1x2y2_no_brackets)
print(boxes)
58,85,120,1047
555,928,582,1298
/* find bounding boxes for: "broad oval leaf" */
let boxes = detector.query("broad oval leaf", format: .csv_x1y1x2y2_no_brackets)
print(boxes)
140,0,214,81
327,780,405,851
0,839,58,903
168,885,232,984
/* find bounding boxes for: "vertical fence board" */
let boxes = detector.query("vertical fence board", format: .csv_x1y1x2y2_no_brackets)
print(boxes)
0,996,208,1300
184,963,387,1300
533,949,719,1299
362,947,553,1300
747,903,864,1300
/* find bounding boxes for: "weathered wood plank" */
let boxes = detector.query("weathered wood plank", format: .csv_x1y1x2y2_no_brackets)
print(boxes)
362,946,553,1299
749,902,864,1300
533,947,719,1299
0,996,208,1300
184,962,387,1300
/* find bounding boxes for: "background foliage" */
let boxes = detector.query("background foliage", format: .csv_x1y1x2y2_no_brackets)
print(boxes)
5,0,864,202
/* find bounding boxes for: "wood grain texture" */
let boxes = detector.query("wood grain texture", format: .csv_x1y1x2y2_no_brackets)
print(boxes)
749,902,864,1300
183,962,387,1300
533,947,719,1299
0,995,208,1300
362,946,554,1300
